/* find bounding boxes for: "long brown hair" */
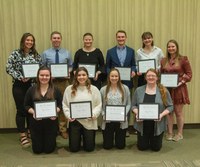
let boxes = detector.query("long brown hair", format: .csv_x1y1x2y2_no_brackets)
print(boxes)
71,67,91,96
19,32,39,58
163,39,182,67
34,66,55,100
145,68,167,106
105,68,125,103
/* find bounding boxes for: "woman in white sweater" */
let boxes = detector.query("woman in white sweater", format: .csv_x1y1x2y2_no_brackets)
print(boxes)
62,67,102,152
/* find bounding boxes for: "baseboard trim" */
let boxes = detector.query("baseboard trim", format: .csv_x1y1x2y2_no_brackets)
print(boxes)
128,123,200,133
0,128,18,133
0,123,200,133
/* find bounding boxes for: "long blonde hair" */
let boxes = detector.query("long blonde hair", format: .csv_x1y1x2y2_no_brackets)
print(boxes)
105,68,125,103
163,39,182,67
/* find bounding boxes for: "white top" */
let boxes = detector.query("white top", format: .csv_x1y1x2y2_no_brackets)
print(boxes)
62,85,102,130
136,46,164,70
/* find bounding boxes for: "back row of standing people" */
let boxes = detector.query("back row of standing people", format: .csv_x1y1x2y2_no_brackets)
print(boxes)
6,30,192,151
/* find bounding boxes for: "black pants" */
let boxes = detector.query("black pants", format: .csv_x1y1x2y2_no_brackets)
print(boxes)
12,81,31,133
69,120,96,152
102,122,126,149
30,117,58,154
137,120,163,151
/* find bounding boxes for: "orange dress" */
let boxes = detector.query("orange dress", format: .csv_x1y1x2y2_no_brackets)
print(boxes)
160,56,192,105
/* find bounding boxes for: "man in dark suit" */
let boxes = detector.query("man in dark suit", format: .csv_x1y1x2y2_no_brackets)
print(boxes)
106,30,136,89
106,30,137,136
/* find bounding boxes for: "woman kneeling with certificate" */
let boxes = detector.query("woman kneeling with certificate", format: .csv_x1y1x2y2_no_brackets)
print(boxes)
24,66,62,154
100,68,131,149
132,68,173,151
62,67,102,152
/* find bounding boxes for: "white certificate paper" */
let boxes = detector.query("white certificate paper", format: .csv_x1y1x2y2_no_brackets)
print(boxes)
50,63,69,78
160,74,178,88
138,59,156,73
115,67,131,81
138,103,159,120
22,63,39,78
70,101,92,119
34,101,57,119
78,64,96,78
105,105,126,122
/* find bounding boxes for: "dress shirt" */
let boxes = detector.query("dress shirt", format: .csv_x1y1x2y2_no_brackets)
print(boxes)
41,48,73,68
117,46,126,66
136,46,164,70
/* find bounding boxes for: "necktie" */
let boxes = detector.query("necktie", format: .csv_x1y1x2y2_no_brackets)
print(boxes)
55,49,59,63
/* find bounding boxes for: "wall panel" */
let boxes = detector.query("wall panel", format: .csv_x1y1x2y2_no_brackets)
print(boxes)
0,0,199,128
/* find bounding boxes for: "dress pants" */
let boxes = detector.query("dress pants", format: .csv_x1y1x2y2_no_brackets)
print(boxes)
29,117,58,154
68,120,96,152
103,122,126,149
12,80,31,133
137,120,163,151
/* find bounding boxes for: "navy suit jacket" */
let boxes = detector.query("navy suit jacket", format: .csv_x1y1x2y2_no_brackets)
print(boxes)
106,45,136,89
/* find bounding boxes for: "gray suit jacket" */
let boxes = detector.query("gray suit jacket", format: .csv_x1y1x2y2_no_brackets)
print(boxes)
132,85,173,136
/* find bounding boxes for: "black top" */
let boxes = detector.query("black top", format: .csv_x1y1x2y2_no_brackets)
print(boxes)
73,48,105,73
73,48,105,89
143,93,156,103
143,93,156,129
24,85,62,112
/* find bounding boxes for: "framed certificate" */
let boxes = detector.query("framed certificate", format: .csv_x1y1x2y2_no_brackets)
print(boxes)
138,103,159,120
22,63,39,78
70,101,92,119
78,64,96,78
105,105,126,122
138,59,156,73
34,100,57,119
160,73,178,88
50,63,69,78
115,67,131,81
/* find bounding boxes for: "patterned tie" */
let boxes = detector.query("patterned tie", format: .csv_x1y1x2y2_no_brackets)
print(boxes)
55,49,59,63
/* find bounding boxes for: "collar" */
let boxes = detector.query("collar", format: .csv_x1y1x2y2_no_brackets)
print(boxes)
117,45,126,50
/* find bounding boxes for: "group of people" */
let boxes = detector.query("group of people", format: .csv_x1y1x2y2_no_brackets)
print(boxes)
6,30,192,154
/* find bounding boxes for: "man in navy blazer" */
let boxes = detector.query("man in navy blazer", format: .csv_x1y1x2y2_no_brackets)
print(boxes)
106,30,136,89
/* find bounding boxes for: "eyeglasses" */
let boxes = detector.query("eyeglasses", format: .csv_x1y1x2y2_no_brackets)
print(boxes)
146,75,157,78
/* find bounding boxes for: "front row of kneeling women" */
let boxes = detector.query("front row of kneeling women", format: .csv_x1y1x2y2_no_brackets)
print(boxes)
24,66,173,154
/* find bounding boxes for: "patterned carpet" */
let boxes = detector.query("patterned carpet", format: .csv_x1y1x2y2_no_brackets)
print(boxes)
1,160,200,167
1,130,200,167
53,161,200,167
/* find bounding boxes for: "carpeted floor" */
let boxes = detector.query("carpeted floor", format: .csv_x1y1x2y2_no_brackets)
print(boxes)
0,129,200,167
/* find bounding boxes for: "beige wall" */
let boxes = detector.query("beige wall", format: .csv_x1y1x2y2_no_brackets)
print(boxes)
0,0,199,128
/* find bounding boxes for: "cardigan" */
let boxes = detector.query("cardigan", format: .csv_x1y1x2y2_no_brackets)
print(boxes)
132,85,174,136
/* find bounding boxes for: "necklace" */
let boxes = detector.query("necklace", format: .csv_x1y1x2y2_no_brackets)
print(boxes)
146,85,156,94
